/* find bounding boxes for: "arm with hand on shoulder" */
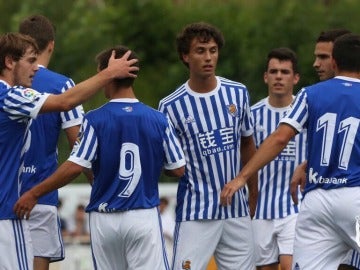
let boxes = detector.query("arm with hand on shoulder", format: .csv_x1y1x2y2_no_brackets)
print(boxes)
40,50,138,113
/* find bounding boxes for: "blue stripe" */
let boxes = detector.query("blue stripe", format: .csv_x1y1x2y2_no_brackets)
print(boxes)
89,214,97,270
157,207,170,269
56,216,65,260
12,219,29,270
350,250,360,267
188,97,203,220
172,222,181,270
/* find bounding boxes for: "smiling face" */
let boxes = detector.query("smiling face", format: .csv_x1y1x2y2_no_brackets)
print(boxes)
313,41,335,81
264,58,299,98
182,37,218,80
12,47,38,87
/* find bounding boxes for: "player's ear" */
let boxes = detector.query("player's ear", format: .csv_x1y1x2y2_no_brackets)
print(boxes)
182,53,189,64
263,72,268,84
47,40,55,54
293,73,300,85
332,59,339,74
5,55,15,70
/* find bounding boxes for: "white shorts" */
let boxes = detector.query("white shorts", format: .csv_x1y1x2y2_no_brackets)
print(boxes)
172,217,255,270
293,187,360,270
28,204,64,262
90,207,169,270
341,249,360,268
0,219,33,269
253,214,297,266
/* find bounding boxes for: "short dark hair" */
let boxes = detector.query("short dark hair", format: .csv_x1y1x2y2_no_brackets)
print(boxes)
19,14,55,52
0,33,38,73
95,45,139,88
333,33,360,73
316,28,351,43
266,47,299,73
176,22,224,67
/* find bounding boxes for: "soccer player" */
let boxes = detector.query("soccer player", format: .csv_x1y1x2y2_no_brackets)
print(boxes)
291,28,359,270
221,33,360,270
158,22,257,269
0,32,137,270
251,47,306,270
313,28,351,81
19,14,85,270
14,46,186,270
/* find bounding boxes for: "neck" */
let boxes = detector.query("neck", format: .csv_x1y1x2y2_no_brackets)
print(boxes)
36,53,51,67
336,71,360,79
0,70,14,86
188,75,217,93
268,94,293,108
109,86,136,99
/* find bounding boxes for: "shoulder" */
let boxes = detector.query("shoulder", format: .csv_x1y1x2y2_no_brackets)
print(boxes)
251,98,267,111
159,83,187,108
36,67,71,82
10,86,42,101
33,67,74,93
218,76,247,90
140,103,168,123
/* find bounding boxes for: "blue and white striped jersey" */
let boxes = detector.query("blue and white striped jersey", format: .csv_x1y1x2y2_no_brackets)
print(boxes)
68,99,185,213
0,81,48,219
21,66,84,206
158,76,254,221
280,76,360,194
251,97,307,219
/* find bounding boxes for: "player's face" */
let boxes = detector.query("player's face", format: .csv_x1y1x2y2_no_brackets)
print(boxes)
183,37,218,79
13,47,38,87
264,58,299,97
313,41,335,81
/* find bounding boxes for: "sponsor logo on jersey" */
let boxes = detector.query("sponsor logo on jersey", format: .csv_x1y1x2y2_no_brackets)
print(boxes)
308,167,348,185
227,104,238,117
22,88,37,100
181,260,191,270
198,127,235,156
122,106,133,112
184,115,195,124
22,165,36,174
275,140,296,161
98,202,108,212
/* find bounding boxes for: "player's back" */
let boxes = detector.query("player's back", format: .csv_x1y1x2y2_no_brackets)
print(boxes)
85,100,171,212
303,77,360,192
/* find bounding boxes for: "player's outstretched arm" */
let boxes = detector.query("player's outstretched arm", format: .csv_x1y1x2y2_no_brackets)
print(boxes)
220,124,296,206
40,50,139,113
14,161,83,219
240,135,258,218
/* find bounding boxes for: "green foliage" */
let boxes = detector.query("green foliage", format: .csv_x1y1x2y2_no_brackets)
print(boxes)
2,0,360,183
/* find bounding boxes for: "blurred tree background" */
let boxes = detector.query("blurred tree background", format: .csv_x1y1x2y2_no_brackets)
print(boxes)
2,0,359,182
